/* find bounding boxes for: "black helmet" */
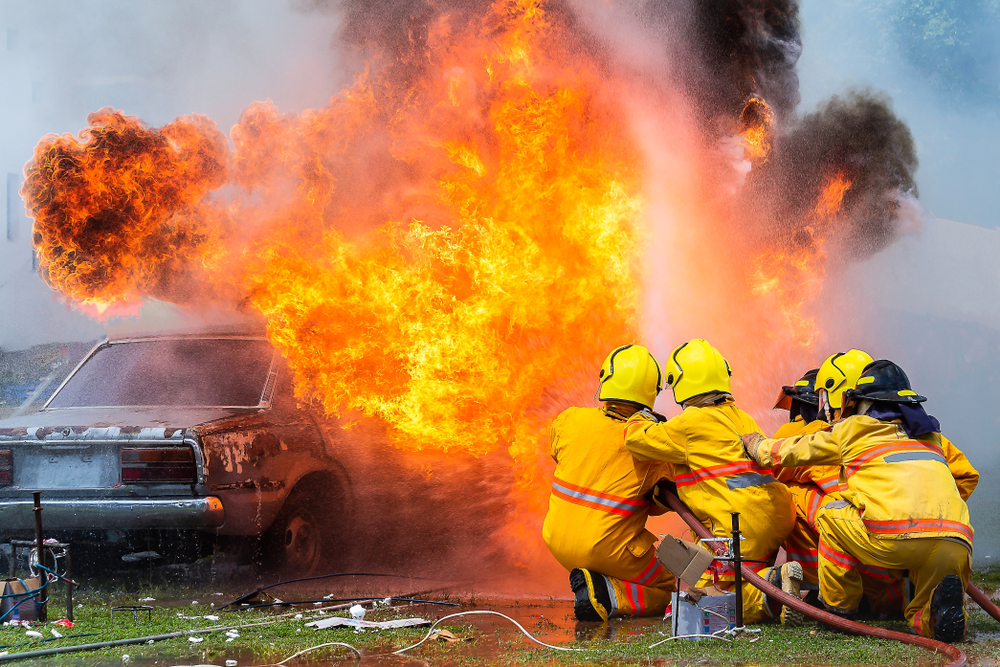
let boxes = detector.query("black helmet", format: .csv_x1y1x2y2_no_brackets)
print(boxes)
841,360,927,416
773,368,820,411
774,368,821,422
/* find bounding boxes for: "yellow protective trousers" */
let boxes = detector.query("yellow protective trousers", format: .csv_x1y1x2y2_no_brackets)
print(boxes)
816,502,970,637
784,481,823,585
593,552,677,617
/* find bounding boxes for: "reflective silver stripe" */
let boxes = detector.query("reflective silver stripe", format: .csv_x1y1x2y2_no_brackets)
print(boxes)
551,481,641,513
883,451,947,465
726,472,777,490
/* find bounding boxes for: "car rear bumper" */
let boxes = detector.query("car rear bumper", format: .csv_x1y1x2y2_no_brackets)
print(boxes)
0,497,225,531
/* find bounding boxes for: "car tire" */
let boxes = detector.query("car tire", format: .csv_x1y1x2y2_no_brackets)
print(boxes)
264,479,339,577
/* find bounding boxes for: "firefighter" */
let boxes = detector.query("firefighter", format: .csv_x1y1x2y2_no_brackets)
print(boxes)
623,339,801,626
773,365,904,615
815,349,874,423
743,360,979,642
773,369,828,584
542,344,677,621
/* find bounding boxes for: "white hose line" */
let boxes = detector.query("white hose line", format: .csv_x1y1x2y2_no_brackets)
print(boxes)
276,641,362,664
392,610,584,654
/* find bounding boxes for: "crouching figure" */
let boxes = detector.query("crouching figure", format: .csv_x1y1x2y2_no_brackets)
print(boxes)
744,360,978,642
542,344,676,621
624,339,801,626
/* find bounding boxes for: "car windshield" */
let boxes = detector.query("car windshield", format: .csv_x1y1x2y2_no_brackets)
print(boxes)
47,338,274,408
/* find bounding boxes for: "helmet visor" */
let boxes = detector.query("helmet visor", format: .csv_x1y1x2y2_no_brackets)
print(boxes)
773,387,795,411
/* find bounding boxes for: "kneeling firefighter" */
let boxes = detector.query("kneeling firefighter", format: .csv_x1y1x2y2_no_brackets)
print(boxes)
774,358,905,616
542,344,677,621
743,360,979,642
623,339,801,626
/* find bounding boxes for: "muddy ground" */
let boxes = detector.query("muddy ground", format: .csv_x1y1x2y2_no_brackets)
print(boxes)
4,571,1000,666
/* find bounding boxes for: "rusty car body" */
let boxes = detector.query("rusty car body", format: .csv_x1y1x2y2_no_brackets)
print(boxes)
0,332,354,574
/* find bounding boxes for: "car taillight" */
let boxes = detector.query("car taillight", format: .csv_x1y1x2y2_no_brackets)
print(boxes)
121,448,196,484
0,449,11,486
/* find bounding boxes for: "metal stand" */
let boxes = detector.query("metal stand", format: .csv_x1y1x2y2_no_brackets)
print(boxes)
32,492,45,623
731,512,743,628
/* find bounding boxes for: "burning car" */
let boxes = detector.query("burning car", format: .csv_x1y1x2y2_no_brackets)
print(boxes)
0,331,354,575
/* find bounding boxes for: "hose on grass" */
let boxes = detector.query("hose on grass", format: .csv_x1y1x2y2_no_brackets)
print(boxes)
392,610,585,654
662,490,969,667
275,641,362,664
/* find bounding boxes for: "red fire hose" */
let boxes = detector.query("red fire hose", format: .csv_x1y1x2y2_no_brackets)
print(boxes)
663,491,969,667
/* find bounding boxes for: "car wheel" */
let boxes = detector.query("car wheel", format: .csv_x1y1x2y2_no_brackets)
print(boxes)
265,481,335,577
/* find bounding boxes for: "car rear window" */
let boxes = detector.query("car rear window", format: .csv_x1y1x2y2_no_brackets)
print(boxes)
48,338,274,408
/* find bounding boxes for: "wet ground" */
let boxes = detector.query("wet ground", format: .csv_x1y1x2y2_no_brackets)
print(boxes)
3,596,970,667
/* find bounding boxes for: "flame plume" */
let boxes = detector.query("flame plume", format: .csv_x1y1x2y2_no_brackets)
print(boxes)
20,0,922,578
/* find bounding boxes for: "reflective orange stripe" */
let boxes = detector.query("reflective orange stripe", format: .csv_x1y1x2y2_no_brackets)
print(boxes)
845,441,945,478
675,460,770,487
551,477,648,517
863,518,973,542
818,541,895,581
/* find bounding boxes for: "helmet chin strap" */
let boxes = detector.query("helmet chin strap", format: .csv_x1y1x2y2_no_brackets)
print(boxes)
819,389,832,422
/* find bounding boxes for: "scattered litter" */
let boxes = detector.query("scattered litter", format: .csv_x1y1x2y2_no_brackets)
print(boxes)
294,614,303,620
307,617,430,631
226,661,238,667
430,629,464,643
188,636,204,643
25,630,43,639
349,604,365,620
139,597,156,602
213,592,225,596
204,615,220,621
381,597,392,606
54,619,74,627
50,628,62,638
121,655,130,664
191,601,199,605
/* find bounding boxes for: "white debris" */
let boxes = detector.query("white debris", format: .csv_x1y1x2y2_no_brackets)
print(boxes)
381,597,392,606
50,629,62,638
349,604,365,620
308,617,431,630
293,613,303,620
226,661,239,667
121,654,130,664
138,597,156,602
204,615,220,621
188,636,204,643
191,601,199,605
25,630,43,638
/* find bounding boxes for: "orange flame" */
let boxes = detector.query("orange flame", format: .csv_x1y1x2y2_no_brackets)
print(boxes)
21,0,871,575
739,96,775,163
748,172,853,347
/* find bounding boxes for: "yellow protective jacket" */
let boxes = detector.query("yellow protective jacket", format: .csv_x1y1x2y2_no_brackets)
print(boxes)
542,407,672,570
624,400,795,565
753,415,979,547
774,418,843,497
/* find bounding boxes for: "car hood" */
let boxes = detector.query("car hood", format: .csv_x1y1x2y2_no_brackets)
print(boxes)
0,406,258,438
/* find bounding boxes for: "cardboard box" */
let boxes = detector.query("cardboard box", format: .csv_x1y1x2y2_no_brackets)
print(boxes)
669,590,737,639
656,535,715,587
0,577,41,622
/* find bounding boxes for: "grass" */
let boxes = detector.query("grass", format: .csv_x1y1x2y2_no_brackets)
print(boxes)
3,573,1000,665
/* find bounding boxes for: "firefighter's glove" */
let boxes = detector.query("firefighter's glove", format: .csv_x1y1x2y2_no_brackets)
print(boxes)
638,408,668,423
647,479,679,511
741,432,767,465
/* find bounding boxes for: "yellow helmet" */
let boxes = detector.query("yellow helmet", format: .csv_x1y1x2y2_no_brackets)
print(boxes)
663,339,732,404
815,349,874,410
598,344,662,409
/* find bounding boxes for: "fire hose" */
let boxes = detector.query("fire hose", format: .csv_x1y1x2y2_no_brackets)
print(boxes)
663,490,970,667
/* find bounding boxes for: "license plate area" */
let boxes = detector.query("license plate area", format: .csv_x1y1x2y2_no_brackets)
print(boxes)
16,446,118,489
